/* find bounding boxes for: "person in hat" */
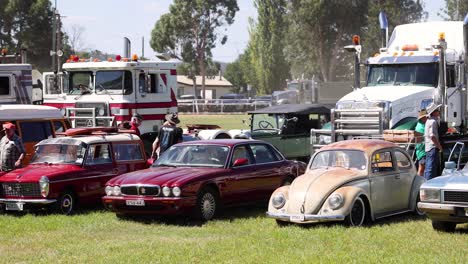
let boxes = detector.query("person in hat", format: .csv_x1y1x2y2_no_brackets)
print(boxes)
151,113,183,159
424,103,443,180
415,109,428,176
0,122,25,172
130,113,143,136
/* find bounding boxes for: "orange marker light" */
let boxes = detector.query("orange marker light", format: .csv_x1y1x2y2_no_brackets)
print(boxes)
402,44,419,51
131,54,138,61
439,32,445,41
107,58,113,62
352,35,360,45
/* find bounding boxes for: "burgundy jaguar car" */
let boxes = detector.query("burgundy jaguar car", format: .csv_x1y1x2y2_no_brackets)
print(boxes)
102,139,306,221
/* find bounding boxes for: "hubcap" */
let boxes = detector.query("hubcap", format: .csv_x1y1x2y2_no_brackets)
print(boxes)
61,194,73,214
201,193,216,220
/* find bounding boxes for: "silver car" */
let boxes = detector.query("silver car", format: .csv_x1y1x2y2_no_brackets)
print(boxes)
418,142,468,232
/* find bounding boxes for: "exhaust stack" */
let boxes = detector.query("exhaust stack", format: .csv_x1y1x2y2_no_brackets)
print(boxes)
379,11,389,48
124,37,131,58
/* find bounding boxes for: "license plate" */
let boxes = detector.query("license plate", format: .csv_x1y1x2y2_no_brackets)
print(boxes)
290,214,305,222
5,202,24,211
125,200,145,206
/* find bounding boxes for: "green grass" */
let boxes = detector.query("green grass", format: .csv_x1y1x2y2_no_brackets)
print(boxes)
1,207,467,263
179,114,249,130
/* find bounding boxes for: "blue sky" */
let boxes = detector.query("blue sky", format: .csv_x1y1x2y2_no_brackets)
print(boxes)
54,0,446,63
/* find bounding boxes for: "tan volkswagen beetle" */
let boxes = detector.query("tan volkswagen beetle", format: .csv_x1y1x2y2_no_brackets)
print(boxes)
267,139,425,226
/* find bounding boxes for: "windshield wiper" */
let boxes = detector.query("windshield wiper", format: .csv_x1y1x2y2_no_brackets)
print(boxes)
155,163,177,168
97,84,114,100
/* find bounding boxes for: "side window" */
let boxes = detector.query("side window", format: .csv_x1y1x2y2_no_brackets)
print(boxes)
231,145,252,166
124,71,133,95
19,121,53,142
53,120,65,133
0,76,11,95
85,144,112,164
138,73,146,94
114,143,143,161
395,150,412,169
371,151,394,173
251,144,279,164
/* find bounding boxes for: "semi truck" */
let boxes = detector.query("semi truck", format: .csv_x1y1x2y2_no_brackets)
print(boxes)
311,13,468,153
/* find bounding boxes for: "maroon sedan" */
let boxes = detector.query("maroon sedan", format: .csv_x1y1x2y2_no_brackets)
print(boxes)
103,140,306,221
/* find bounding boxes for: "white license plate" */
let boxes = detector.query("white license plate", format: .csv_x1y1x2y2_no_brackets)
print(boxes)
5,202,24,211
290,214,305,221
125,200,145,206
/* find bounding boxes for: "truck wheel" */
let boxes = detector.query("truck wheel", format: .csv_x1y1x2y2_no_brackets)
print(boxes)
54,191,76,215
432,220,456,232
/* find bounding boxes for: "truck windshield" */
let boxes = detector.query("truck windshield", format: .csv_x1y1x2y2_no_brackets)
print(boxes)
251,114,283,131
68,71,93,95
367,63,438,87
31,144,87,165
96,70,133,95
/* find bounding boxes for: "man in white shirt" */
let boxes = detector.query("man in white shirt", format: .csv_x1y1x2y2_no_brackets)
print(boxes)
424,103,443,180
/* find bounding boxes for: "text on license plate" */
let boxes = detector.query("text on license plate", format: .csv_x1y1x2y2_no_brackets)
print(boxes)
126,200,145,206
5,202,24,211
290,214,305,221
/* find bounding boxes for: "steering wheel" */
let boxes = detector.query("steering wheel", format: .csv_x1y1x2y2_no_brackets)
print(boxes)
209,157,221,164
259,120,274,129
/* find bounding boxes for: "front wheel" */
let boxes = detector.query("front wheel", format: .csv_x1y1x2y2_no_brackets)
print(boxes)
432,220,456,232
345,197,366,227
414,193,425,216
53,191,76,215
195,187,218,221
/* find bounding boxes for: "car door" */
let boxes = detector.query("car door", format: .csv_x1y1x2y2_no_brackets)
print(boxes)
393,149,415,210
112,142,147,174
369,149,402,216
226,144,257,204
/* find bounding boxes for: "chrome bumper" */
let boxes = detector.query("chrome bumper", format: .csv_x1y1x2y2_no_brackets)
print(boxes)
418,202,468,212
0,198,57,204
266,211,345,223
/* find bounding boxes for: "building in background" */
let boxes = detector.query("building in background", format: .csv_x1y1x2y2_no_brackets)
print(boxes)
177,76,233,99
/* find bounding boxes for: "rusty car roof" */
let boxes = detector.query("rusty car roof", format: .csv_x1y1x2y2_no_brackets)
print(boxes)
319,139,397,156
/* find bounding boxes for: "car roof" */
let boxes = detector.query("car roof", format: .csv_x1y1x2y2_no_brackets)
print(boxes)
0,104,64,120
38,133,141,146
248,104,330,115
178,139,265,147
319,139,398,156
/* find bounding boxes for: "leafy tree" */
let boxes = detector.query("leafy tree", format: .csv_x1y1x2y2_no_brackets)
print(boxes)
150,0,239,98
224,57,247,93
440,0,468,20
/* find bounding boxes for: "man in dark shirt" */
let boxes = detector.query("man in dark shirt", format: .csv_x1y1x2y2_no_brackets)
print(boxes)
151,113,183,159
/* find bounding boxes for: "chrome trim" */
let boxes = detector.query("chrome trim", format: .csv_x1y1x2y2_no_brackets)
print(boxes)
266,211,345,223
418,202,468,211
0,198,57,204
51,174,116,183
120,184,161,196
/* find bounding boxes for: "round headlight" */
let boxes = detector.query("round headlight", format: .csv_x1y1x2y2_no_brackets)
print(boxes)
105,186,113,196
162,186,171,197
112,186,121,196
272,192,286,209
97,107,105,116
328,193,344,210
172,187,181,197
39,176,50,197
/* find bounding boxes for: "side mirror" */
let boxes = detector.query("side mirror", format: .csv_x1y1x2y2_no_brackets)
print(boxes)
147,158,154,166
444,161,456,170
233,158,248,167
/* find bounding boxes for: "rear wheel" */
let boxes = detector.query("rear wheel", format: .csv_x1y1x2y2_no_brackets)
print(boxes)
345,197,366,227
53,191,76,215
195,187,218,221
432,220,456,232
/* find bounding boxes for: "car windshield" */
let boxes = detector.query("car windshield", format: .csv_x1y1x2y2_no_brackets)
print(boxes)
310,150,367,170
251,114,284,131
367,63,438,87
153,145,229,168
31,143,87,165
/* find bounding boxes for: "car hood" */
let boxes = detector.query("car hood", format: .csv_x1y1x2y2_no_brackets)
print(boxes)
286,168,367,214
108,166,226,186
0,164,82,182
422,172,468,190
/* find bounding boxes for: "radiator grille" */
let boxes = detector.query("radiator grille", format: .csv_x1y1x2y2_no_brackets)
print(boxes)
1,183,41,197
121,185,160,196
74,103,110,127
443,191,468,203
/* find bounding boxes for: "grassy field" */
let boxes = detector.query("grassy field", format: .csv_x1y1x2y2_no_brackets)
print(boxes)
179,114,248,130
1,207,468,263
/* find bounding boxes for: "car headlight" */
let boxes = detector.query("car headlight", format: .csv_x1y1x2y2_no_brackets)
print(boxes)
105,186,113,196
162,186,171,197
113,186,121,196
272,192,286,209
39,176,49,198
420,189,440,202
172,187,181,197
328,193,344,210
97,107,105,116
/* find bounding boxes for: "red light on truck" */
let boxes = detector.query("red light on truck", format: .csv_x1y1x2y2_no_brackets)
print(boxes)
73,55,79,62
116,55,122,61
352,35,360,45
401,44,418,51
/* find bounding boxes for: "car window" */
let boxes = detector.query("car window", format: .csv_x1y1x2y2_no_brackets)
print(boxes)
395,150,412,169
231,145,252,166
251,144,279,164
54,120,65,133
19,121,53,142
113,143,143,161
85,144,112,164
371,151,394,173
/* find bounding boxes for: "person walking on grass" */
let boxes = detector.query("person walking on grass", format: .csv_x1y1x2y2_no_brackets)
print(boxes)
0,122,25,172
151,113,183,159
424,103,443,180
415,109,428,176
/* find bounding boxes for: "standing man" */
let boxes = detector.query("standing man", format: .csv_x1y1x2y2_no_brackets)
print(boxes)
424,103,443,180
415,109,428,176
151,113,183,159
0,122,25,172
129,113,143,136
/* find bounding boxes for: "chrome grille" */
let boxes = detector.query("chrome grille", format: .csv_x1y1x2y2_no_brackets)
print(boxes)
444,191,468,203
74,103,109,127
121,185,160,196
1,183,41,197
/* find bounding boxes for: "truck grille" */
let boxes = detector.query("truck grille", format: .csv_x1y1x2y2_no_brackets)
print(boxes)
443,191,468,203
1,183,41,197
74,103,110,127
121,185,160,196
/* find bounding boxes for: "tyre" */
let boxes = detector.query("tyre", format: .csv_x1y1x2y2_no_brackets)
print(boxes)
345,197,366,227
53,191,76,215
195,187,218,221
414,193,425,216
432,220,456,232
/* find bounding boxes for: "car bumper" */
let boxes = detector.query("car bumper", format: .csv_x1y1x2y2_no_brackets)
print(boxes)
102,196,197,216
266,211,345,224
0,198,57,212
418,202,468,222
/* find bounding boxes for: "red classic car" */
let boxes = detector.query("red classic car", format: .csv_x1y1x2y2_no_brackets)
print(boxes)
0,131,148,214
102,139,306,221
